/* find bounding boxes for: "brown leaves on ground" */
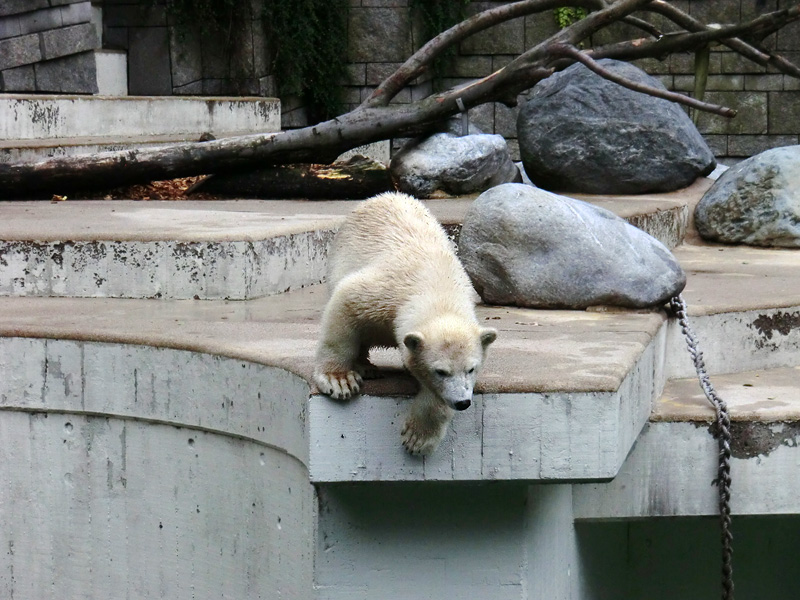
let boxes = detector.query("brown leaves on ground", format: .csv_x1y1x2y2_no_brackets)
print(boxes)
74,176,221,201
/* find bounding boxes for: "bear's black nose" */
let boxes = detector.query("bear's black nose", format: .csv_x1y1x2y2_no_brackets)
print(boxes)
453,399,471,411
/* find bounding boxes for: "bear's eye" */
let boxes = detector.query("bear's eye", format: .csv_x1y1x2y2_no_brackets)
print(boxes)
467,367,475,374
434,368,450,377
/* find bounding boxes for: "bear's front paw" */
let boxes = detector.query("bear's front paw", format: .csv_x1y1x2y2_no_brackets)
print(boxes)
313,369,362,400
401,418,446,456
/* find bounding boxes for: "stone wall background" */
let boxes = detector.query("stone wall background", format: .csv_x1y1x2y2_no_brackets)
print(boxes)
1,0,798,159
0,0,101,93
101,0,273,96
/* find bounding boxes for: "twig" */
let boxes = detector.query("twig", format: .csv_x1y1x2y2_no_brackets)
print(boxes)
549,43,736,117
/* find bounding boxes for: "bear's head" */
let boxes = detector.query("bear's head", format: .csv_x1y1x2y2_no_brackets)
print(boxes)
402,315,496,411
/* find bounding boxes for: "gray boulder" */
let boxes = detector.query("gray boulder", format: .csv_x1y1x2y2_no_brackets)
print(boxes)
695,145,800,247
517,59,715,194
458,183,686,309
390,131,520,198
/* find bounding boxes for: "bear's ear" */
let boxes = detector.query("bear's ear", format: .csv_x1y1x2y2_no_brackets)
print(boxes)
403,332,425,352
480,328,497,348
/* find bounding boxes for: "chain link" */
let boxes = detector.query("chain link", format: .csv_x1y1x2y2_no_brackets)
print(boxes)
669,294,734,600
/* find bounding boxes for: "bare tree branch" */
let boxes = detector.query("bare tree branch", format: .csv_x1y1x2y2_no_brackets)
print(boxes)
549,43,736,117
620,15,663,38
361,0,594,109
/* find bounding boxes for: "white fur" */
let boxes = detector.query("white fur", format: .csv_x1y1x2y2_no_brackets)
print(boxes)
313,191,496,455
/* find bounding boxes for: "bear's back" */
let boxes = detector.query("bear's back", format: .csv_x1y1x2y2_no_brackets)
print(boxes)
328,192,456,287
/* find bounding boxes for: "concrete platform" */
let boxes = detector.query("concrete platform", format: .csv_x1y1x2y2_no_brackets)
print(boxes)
0,180,799,485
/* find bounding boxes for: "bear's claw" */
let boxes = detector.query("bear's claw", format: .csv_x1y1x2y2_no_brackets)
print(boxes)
314,369,362,400
401,419,444,456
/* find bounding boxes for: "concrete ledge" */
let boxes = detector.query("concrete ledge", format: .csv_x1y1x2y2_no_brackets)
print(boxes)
0,337,310,465
309,321,665,482
0,230,335,299
665,305,800,379
573,419,800,519
309,312,664,483
575,366,800,519
0,94,280,141
0,184,697,298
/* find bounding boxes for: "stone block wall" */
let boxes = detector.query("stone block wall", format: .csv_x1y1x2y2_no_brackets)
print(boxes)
342,0,800,160
0,0,100,93
101,0,272,96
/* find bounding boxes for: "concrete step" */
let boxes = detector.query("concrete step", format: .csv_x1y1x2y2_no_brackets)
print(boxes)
0,182,700,300
574,367,800,519
0,93,280,163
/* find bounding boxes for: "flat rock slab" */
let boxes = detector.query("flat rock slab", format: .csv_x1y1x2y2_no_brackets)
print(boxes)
458,183,686,309
695,145,800,247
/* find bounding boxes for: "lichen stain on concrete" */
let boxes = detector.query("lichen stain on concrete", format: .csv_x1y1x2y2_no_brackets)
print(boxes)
751,311,800,339
750,311,800,350
51,242,65,267
728,421,800,459
27,101,61,134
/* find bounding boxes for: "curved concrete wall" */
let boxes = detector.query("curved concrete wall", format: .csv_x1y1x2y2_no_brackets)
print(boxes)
0,337,313,599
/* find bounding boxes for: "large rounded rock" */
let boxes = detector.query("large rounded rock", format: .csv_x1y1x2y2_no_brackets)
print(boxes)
458,183,686,309
695,145,800,247
517,59,715,194
390,132,520,198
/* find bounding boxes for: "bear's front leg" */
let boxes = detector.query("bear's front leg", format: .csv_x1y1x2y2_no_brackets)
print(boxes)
401,389,454,456
314,280,364,400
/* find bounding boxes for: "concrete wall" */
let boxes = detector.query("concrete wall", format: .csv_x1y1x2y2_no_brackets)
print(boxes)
0,337,314,599
316,481,800,600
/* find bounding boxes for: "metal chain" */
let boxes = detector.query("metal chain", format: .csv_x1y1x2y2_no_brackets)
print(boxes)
669,294,734,600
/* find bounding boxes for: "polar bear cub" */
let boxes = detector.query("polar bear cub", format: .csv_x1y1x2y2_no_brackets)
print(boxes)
313,191,497,455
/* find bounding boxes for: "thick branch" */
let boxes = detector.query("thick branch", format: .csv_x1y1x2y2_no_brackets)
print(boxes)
495,0,655,87
589,3,800,80
550,43,736,117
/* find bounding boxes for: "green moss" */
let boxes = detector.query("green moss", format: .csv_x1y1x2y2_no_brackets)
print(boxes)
265,0,349,122
554,6,587,29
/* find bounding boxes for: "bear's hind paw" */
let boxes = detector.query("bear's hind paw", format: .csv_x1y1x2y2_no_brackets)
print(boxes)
313,369,362,400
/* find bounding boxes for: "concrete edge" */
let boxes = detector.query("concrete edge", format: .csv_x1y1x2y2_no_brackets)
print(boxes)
573,420,800,519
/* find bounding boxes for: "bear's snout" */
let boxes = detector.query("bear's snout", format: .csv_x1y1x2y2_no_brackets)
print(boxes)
453,399,471,411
